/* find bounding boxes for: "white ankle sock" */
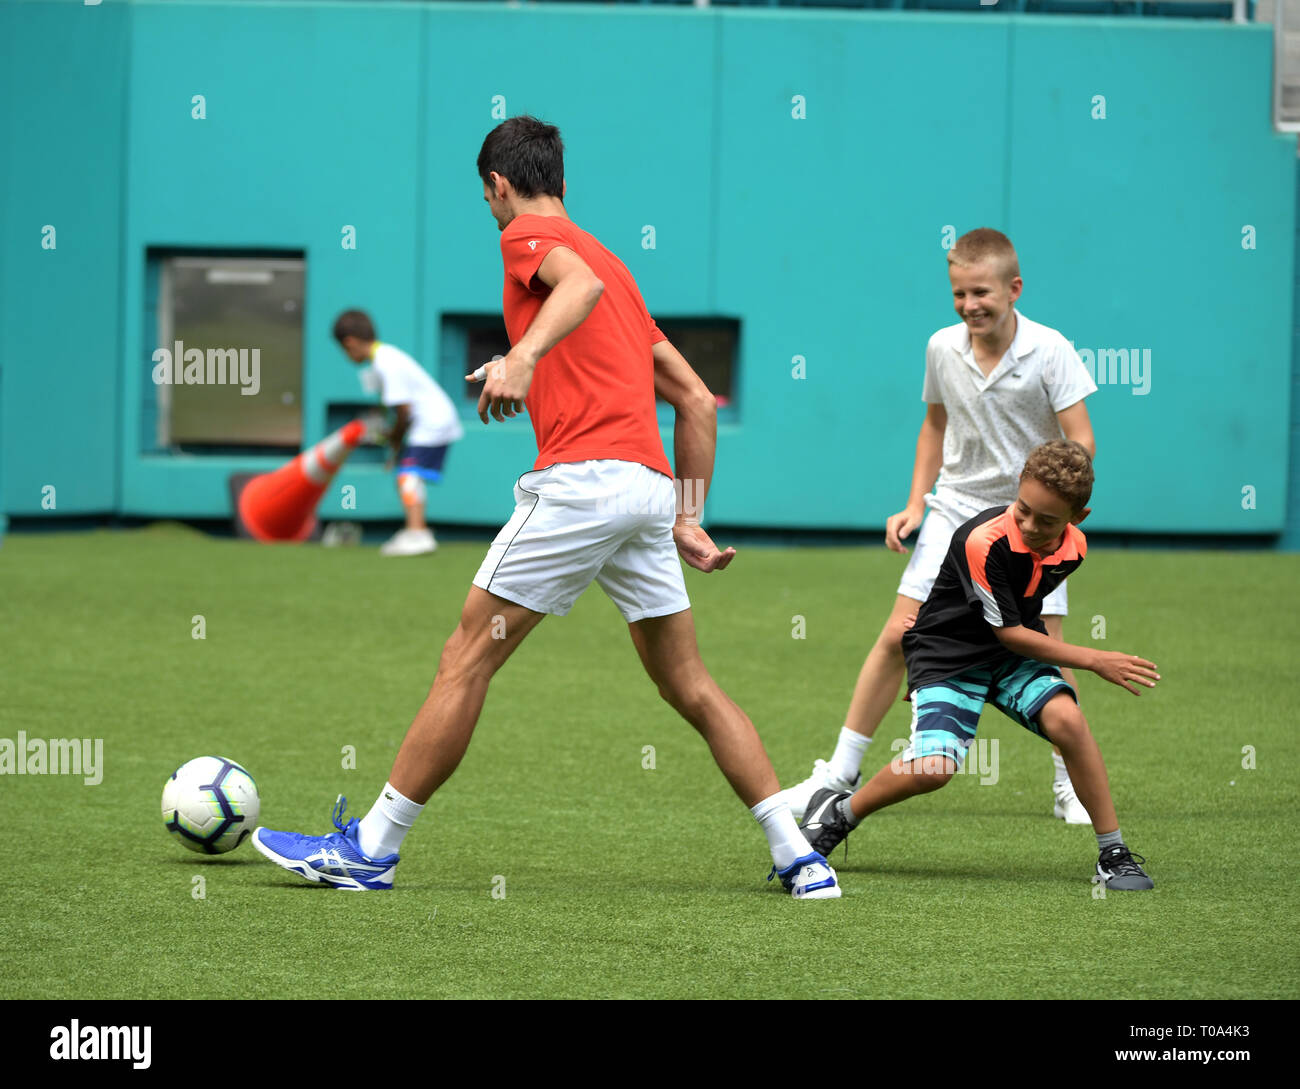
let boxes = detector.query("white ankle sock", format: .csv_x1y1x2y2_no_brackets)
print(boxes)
1052,752,1071,786
357,782,423,859
829,728,872,783
751,794,808,871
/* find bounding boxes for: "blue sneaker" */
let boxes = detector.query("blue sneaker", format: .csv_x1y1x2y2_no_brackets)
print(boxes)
252,795,399,891
767,851,842,899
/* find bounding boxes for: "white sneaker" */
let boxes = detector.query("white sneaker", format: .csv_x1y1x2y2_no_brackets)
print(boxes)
769,852,842,900
781,758,862,822
379,528,437,557
1052,779,1091,824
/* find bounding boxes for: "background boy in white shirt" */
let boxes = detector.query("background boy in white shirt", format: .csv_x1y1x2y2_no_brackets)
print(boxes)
333,309,465,556
783,229,1099,824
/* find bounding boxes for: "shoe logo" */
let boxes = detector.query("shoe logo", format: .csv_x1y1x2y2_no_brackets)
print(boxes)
307,847,384,875
806,796,837,830
309,848,347,875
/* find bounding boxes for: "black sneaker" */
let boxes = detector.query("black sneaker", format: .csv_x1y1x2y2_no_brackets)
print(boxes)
798,788,855,858
1097,843,1154,890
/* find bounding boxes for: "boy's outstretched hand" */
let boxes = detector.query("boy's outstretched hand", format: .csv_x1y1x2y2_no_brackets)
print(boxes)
673,523,736,573
1092,651,1160,696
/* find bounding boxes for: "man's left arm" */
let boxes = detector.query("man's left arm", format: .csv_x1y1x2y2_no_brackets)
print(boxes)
651,337,735,573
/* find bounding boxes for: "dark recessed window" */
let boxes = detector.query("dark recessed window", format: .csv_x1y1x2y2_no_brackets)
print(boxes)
654,319,739,409
440,315,510,408
440,314,739,418
465,326,513,402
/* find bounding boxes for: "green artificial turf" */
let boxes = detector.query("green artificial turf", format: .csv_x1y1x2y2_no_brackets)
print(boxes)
1,524,1296,999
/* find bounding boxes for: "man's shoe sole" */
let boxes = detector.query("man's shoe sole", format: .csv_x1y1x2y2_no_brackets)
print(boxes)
794,885,842,900
1098,871,1155,891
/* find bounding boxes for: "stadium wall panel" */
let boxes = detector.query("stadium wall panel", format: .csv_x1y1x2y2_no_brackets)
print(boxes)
0,2,1292,536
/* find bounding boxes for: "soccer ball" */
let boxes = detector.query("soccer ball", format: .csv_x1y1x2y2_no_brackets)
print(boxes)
162,756,261,854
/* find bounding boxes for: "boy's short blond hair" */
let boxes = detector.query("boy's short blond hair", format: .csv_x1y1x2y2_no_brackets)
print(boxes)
948,228,1021,286
1021,439,1094,513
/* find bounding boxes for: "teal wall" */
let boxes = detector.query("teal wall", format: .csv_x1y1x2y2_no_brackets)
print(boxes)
1,1,1293,535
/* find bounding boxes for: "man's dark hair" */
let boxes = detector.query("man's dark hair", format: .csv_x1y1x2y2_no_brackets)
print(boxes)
332,309,375,343
477,115,565,200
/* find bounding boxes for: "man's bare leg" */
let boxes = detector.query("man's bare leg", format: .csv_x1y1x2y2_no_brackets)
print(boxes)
628,608,778,806
627,608,839,894
388,587,545,803
252,586,547,882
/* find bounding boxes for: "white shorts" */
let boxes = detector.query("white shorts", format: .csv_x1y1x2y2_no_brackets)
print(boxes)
472,459,691,623
897,491,1069,616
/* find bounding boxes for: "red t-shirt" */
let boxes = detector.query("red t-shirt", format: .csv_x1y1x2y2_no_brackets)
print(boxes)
499,213,671,478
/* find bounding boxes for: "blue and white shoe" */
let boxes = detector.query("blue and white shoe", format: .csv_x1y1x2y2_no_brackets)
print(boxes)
252,795,398,891
767,851,842,900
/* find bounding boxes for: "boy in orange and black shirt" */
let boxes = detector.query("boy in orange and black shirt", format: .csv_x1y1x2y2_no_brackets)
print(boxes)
800,439,1158,890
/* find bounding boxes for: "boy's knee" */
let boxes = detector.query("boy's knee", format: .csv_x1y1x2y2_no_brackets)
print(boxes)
398,473,427,506
1039,696,1088,744
894,756,955,790
918,756,956,788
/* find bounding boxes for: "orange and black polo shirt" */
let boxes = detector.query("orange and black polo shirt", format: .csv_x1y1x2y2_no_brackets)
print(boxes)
901,505,1087,692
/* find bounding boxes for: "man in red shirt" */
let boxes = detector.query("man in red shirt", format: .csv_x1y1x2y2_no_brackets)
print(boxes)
253,116,839,899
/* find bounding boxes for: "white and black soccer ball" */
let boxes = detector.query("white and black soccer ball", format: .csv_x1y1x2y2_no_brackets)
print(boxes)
162,756,261,854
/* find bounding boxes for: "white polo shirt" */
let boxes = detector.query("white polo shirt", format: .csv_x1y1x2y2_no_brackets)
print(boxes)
361,342,464,448
922,310,1096,512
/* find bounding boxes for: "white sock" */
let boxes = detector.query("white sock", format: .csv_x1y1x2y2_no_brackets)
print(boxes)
1052,752,1071,786
751,794,809,871
357,781,424,859
829,728,872,783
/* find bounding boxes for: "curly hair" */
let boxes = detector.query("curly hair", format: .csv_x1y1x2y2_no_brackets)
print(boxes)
1021,439,1093,512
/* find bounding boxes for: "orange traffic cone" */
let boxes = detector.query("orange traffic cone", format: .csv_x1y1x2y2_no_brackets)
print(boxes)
237,420,367,542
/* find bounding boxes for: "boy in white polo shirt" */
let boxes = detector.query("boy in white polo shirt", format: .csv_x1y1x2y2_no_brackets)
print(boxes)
783,229,1099,824
333,309,464,556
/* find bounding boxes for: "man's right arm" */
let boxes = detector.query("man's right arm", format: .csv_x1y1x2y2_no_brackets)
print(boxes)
885,402,947,552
